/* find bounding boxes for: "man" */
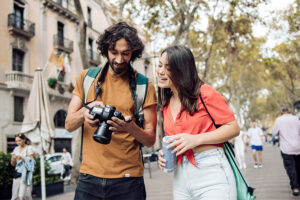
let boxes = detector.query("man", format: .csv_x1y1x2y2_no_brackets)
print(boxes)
61,147,72,180
65,22,157,200
272,107,300,196
247,121,264,168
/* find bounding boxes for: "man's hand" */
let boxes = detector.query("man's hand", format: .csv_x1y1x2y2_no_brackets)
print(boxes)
84,101,105,127
107,116,133,133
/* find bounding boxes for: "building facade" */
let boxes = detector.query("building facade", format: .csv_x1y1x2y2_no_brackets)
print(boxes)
0,0,157,154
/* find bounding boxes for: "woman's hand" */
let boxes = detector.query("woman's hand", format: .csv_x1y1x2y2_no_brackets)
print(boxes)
167,134,201,156
158,150,166,170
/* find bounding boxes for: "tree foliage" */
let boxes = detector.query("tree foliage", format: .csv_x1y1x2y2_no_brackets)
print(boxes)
114,0,299,129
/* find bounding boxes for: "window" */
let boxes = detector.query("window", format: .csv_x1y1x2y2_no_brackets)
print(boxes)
57,22,64,46
14,96,24,122
88,38,93,59
12,49,24,72
57,0,62,5
87,7,92,27
14,1,24,29
54,110,67,128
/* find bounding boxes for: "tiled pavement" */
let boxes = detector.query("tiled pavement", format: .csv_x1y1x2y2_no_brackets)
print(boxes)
39,144,300,200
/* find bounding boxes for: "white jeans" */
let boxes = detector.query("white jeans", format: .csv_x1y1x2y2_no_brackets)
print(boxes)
173,148,237,200
11,178,32,200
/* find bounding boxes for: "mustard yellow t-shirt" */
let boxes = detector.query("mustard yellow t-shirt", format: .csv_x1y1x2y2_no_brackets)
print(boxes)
73,67,157,178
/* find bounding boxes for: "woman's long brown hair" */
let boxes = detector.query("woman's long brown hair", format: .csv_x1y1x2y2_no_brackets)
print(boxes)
158,45,204,115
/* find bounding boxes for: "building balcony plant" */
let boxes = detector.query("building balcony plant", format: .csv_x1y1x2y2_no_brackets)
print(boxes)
7,13,35,39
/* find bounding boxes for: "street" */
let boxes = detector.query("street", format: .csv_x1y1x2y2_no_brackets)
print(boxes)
42,144,300,200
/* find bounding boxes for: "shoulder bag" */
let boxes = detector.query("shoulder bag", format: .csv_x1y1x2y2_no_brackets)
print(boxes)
199,91,255,200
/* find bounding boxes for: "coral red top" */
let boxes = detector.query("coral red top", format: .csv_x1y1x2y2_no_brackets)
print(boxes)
161,84,235,167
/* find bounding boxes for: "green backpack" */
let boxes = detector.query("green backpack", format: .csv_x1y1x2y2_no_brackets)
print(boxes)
80,66,149,161
82,66,148,118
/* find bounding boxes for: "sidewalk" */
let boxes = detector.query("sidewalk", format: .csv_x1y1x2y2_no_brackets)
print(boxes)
40,144,300,200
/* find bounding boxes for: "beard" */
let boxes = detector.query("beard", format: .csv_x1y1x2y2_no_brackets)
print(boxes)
109,60,130,75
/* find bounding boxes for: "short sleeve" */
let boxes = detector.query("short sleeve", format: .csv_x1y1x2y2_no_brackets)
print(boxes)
259,128,263,135
143,80,157,109
73,70,89,101
201,84,235,125
12,146,18,156
27,146,35,156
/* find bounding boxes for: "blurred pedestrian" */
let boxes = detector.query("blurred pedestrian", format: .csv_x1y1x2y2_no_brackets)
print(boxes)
61,147,73,180
10,134,35,200
235,130,247,169
247,121,264,168
272,107,300,196
157,45,240,200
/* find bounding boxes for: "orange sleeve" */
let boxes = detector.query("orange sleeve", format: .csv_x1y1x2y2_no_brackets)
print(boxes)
201,85,235,125
142,80,158,109
72,69,88,101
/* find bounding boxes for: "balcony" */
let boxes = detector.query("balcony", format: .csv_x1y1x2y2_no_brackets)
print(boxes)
7,13,35,40
87,50,101,66
5,71,33,90
42,0,79,24
53,35,74,53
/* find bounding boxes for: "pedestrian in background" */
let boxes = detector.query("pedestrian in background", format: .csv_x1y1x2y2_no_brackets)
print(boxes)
247,121,264,168
272,107,300,196
61,147,73,181
10,134,35,200
234,129,247,169
157,45,240,200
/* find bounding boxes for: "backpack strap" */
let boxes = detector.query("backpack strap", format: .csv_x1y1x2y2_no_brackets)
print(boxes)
80,67,148,162
136,72,148,116
80,67,102,162
83,67,102,104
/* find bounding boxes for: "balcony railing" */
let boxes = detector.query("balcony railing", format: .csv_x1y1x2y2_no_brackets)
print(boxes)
53,35,74,53
42,0,79,23
7,13,35,39
87,49,101,66
5,71,33,90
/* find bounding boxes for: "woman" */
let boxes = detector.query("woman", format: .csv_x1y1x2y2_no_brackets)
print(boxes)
234,130,247,169
10,134,35,200
157,45,240,200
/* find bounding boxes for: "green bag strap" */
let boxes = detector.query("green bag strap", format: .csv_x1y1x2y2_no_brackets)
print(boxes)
199,89,255,195
83,67,102,104
136,72,148,116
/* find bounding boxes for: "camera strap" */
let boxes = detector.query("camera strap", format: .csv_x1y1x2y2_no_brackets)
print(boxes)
80,64,149,162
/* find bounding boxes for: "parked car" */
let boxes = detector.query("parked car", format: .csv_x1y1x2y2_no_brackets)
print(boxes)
45,153,63,175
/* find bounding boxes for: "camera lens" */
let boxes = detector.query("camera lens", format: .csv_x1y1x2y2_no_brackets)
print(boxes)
93,122,112,144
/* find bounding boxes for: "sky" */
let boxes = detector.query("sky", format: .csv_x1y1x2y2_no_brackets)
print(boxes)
110,0,295,52
253,0,295,48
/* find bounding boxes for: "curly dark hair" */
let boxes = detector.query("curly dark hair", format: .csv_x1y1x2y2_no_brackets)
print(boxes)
96,22,144,62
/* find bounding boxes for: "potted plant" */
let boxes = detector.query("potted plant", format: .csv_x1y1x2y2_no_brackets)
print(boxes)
0,152,64,199
32,156,64,198
0,152,14,199
47,77,57,89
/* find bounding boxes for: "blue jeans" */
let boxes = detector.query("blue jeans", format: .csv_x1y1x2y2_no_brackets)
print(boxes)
173,148,237,200
74,173,146,200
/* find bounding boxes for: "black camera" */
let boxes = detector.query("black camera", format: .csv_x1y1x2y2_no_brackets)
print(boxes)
89,105,124,144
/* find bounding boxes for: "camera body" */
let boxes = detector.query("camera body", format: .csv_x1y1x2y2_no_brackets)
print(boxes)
90,105,124,144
